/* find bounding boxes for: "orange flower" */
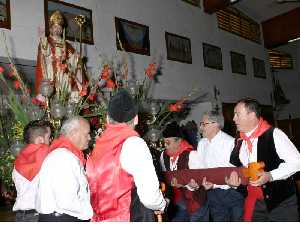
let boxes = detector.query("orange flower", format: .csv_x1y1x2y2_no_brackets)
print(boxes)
13,80,21,90
106,79,115,88
145,63,157,80
101,65,111,80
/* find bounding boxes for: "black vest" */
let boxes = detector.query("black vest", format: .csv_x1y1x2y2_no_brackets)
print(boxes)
230,127,295,211
162,151,190,171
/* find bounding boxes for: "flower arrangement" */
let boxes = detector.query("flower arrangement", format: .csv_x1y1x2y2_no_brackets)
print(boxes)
0,30,202,196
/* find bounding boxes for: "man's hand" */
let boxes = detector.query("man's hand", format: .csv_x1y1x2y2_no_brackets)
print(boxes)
250,171,272,186
225,171,241,187
202,176,214,190
186,179,200,191
171,177,184,188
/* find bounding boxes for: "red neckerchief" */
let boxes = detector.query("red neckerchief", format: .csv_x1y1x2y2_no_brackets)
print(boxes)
239,118,271,222
89,123,139,165
49,135,86,166
240,118,271,153
14,144,49,181
165,140,193,164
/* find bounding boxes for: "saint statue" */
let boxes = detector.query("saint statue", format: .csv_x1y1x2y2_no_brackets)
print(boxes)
35,10,87,103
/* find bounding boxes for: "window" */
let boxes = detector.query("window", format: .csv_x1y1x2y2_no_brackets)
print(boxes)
216,6,261,44
268,49,293,69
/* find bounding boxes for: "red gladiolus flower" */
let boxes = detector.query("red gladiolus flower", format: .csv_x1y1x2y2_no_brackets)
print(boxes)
88,94,96,102
145,63,157,80
79,84,89,97
80,89,87,97
59,63,67,72
0,66,4,73
13,80,21,89
31,97,46,107
101,65,111,80
90,117,99,126
82,107,90,114
6,71,14,78
106,79,115,88
169,100,185,112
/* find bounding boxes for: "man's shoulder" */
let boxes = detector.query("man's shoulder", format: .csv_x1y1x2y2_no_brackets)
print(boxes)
121,136,149,155
219,130,234,142
123,136,146,145
45,148,75,162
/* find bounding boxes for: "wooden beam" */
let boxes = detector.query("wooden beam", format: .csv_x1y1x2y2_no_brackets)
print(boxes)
262,7,300,49
203,0,231,14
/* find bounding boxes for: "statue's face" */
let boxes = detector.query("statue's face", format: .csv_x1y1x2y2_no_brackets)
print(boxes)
50,24,63,37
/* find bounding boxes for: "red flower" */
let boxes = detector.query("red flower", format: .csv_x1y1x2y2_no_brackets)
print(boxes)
145,63,157,80
88,93,96,102
6,71,14,78
31,97,46,107
0,66,4,73
100,65,111,81
106,79,115,88
82,107,90,114
59,63,67,72
169,100,185,112
90,117,99,127
13,80,21,89
79,84,89,97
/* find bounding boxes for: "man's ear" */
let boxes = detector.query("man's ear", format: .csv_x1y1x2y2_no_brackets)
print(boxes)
34,136,45,144
106,115,111,124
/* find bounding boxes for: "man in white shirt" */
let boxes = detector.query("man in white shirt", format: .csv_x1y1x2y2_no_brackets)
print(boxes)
189,111,244,221
36,116,93,222
86,89,166,221
227,97,300,221
12,120,51,222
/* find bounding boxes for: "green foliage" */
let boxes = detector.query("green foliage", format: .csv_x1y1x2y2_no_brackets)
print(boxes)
0,150,15,190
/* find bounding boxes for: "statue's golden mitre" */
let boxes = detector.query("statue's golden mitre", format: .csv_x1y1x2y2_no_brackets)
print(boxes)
49,10,64,27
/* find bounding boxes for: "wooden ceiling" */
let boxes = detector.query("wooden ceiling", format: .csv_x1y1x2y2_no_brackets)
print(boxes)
203,0,300,48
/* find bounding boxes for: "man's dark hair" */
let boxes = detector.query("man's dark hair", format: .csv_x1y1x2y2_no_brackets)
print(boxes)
237,97,261,118
23,120,52,144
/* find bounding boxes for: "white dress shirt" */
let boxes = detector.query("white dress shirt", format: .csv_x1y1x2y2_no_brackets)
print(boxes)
189,130,235,189
12,168,39,211
35,148,93,220
239,127,300,181
120,136,166,211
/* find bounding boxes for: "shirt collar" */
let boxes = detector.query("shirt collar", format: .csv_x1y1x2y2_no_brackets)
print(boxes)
203,130,222,143
245,124,258,137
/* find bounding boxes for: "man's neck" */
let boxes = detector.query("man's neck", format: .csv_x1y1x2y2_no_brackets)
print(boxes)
206,129,220,141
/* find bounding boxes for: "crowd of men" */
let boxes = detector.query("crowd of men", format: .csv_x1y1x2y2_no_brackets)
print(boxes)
12,89,300,222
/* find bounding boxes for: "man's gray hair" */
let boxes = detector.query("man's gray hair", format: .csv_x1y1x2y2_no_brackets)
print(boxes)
60,116,84,136
203,110,224,129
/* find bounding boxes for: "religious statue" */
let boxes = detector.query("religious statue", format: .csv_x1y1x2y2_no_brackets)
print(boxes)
35,10,88,103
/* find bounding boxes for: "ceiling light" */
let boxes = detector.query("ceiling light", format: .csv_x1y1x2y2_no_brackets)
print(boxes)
288,37,300,43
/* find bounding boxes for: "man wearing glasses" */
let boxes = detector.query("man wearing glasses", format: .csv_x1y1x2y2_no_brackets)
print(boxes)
188,111,244,221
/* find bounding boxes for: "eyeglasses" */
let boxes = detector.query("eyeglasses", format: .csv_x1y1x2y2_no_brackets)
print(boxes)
199,122,216,127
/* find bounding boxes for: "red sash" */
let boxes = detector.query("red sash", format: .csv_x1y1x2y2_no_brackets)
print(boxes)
14,144,49,181
240,118,271,222
49,135,85,166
